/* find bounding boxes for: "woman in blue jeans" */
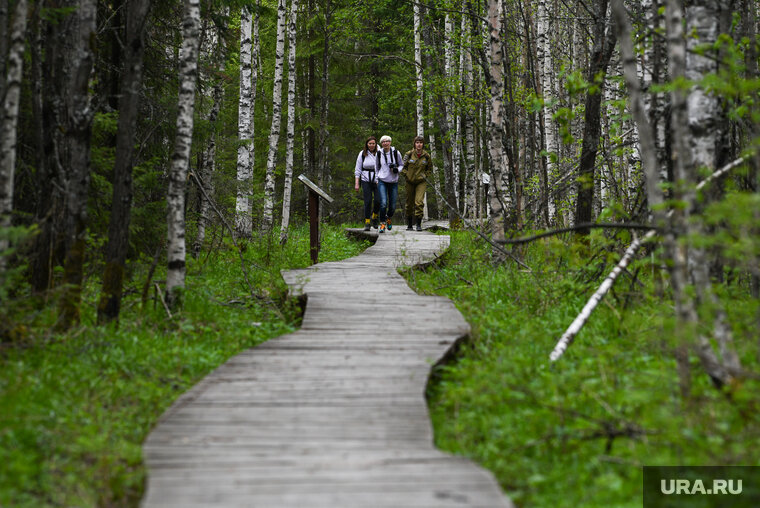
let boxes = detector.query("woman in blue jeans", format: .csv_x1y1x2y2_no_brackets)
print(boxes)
376,135,404,233
354,136,380,231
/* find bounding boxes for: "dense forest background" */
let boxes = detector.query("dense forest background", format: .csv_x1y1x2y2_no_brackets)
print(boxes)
1,0,759,505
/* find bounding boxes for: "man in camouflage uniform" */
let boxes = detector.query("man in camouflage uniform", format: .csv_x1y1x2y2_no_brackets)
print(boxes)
401,136,432,231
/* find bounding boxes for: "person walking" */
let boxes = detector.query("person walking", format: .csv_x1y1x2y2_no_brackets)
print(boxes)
402,136,432,231
354,136,380,231
376,135,403,234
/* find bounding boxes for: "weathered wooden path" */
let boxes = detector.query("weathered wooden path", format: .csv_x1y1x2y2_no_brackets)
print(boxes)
142,222,512,507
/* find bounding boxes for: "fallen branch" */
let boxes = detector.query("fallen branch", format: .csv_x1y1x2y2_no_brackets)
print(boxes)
497,222,657,245
154,282,173,319
549,154,751,363
695,155,749,191
550,229,657,362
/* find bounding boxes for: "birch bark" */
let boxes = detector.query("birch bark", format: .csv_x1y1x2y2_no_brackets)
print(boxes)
485,0,508,243
414,0,424,136
262,0,287,234
280,0,299,244
0,0,28,269
166,0,201,310
235,8,253,237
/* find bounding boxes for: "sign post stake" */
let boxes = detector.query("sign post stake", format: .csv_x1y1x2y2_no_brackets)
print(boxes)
297,174,334,265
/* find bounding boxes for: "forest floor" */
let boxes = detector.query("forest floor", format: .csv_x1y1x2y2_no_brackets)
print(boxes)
405,230,760,507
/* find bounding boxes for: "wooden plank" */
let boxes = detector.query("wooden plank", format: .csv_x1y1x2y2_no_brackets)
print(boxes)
142,224,513,508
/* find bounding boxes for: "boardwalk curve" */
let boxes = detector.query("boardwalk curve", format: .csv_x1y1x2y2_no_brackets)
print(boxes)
142,224,512,507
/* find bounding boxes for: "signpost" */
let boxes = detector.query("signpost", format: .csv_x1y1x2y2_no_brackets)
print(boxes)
297,174,334,264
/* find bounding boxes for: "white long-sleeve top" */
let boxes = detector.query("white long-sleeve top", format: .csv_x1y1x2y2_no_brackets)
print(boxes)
376,146,403,183
354,150,379,183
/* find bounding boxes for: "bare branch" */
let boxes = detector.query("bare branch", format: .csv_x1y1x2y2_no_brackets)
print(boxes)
497,222,658,245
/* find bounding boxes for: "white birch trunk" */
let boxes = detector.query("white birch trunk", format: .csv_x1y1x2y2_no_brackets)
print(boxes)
414,1,424,136
551,229,657,361
426,115,438,219
486,0,508,243
684,0,742,379
166,0,201,309
462,15,476,219
249,3,260,219
0,0,28,266
262,0,287,234
235,8,253,237
537,0,556,224
444,13,459,207
280,0,298,243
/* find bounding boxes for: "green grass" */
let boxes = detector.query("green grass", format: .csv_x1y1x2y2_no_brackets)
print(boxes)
0,223,370,507
405,231,760,508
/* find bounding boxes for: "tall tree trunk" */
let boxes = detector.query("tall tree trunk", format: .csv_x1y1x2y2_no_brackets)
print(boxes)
249,3,260,221
573,0,616,236
665,0,739,390
166,0,201,311
683,0,742,381
462,8,476,218
57,0,97,330
318,0,331,194
485,0,508,243
444,12,459,210
537,0,556,226
414,0,424,136
235,7,253,238
0,0,27,270
194,80,222,259
423,12,456,224
262,0,287,234
97,0,151,324
0,0,8,105
280,0,298,244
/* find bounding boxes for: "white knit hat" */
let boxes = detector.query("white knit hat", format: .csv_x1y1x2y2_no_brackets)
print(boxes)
379,135,392,144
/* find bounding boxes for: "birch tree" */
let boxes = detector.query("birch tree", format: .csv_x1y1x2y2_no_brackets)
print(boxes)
97,0,151,324
235,7,253,238
280,0,298,244
262,0,287,234
537,0,556,225
485,0,508,243
414,0,424,136
166,0,201,310
0,0,28,270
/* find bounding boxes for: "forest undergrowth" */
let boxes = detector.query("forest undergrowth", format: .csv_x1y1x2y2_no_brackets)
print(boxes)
0,224,370,507
406,229,760,508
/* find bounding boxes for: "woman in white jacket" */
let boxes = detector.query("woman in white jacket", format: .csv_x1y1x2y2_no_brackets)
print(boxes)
354,136,380,231
375,135,403,233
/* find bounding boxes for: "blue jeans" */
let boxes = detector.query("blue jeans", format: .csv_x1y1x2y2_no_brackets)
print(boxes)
378,180,398,222
361,180,380,219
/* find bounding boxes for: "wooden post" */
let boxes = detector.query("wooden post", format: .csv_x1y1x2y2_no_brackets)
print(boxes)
308,189,319,264
297,174,334,266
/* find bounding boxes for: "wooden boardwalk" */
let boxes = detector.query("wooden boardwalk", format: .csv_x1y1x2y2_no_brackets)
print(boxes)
142,222,512,507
